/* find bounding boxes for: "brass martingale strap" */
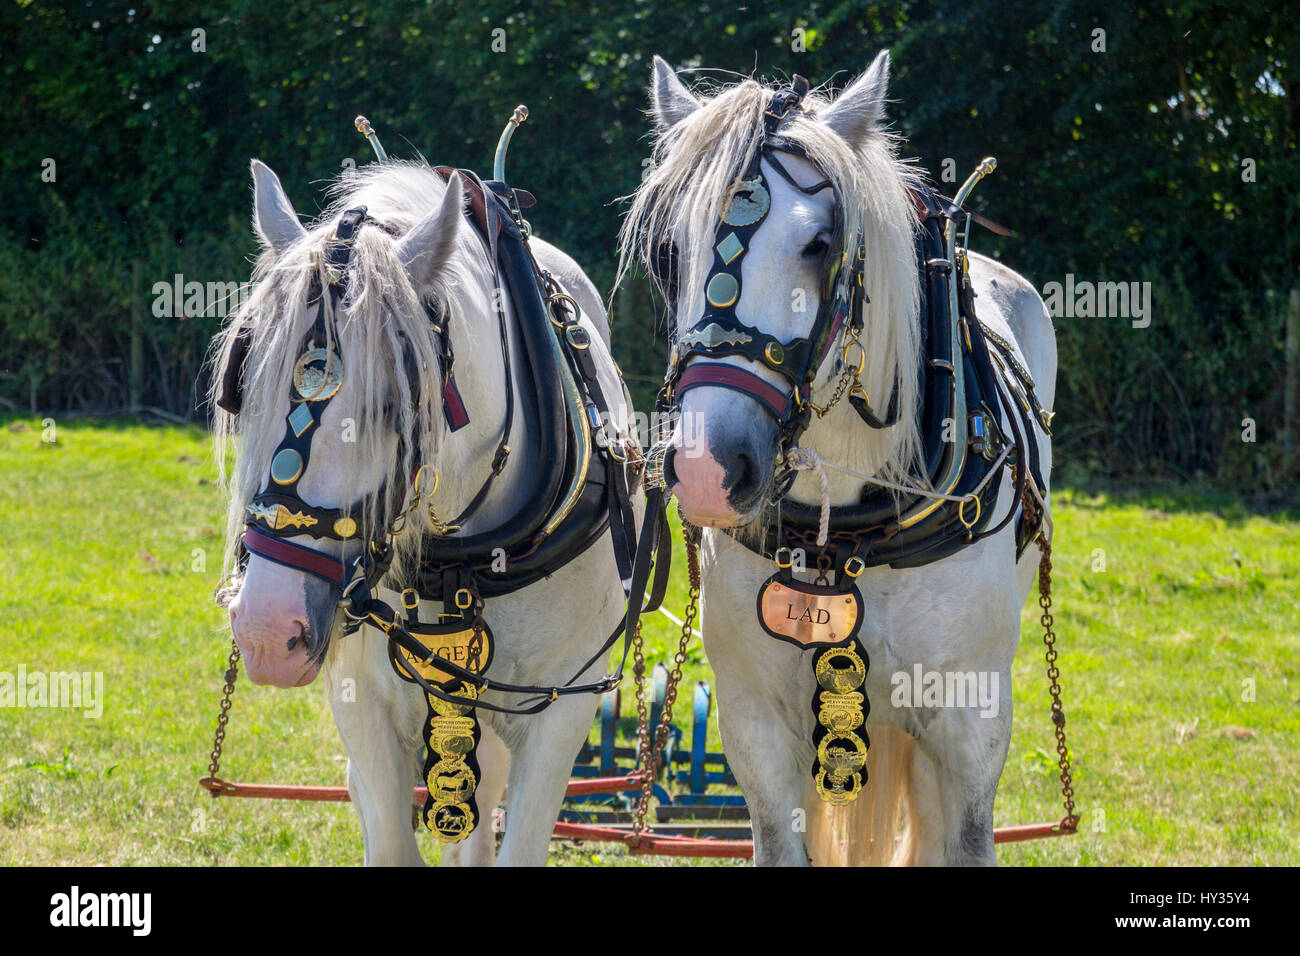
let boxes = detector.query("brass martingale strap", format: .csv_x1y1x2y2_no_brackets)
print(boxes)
810,639,871,805
388,593,495,844
423,681,483,843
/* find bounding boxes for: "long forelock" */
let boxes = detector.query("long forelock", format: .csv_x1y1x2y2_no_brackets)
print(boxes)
209,161,488,581
617,75,925,485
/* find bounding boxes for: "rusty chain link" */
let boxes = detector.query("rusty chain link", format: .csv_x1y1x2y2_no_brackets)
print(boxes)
1036,536,1079,832
200,639,241,794
629,533,701,845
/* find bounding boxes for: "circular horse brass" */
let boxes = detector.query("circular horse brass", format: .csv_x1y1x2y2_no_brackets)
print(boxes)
765,342,785,366
815,769,863,806
706,272,740,309
332,516,357,538
429,802,475,843
721,177,771,226
427,758,477,805
429,685,477,717
818,733,868,777
815,646,866,693
270,448,303,485
293,347,343,402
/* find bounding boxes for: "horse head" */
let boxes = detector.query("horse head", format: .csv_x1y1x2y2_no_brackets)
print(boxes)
624,52,923,529
213,160,468,687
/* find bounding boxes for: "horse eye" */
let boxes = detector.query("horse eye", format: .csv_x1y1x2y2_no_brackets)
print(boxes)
801,236,830,259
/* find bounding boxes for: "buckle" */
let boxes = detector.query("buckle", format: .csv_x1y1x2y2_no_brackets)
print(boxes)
491,444,510,475
843,556,866,578
401,588,420,612
775,546,794,570
454,588,474,610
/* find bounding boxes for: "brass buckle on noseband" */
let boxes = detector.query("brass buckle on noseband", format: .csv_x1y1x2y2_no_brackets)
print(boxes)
774,546,794,570
843,556,866,578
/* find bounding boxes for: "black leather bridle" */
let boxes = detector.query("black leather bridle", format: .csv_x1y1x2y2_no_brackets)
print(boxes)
654,76,896,460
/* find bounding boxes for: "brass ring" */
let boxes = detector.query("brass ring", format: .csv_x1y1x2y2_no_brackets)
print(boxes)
840,338,866,377
401,588,420,611
958,494,981,530
775,546,793,570
413,464,439,497
843,556,866,578
548,292,580,329
454,588,474,610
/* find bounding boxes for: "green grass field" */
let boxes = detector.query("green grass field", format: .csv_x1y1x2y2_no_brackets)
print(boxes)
1,417,1296,866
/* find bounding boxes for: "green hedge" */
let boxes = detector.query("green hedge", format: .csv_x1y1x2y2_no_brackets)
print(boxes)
2,0,1295,483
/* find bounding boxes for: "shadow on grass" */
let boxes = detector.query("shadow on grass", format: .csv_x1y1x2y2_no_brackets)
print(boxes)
1056,479,1300,524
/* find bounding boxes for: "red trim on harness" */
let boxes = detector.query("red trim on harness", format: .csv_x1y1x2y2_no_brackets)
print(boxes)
443,377,470,431
677,362,792,420
243,526,346,585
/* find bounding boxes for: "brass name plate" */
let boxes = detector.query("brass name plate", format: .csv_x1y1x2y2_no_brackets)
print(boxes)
395,625,493,688
757,575,863,648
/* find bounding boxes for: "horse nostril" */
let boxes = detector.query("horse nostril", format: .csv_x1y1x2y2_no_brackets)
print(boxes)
287,622,311,654
728,448,762,504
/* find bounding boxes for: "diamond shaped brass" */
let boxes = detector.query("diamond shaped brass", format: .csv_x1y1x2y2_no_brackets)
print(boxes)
716,232,744,265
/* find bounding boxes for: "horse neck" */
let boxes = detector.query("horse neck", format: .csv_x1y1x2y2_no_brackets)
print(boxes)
791,397,895,507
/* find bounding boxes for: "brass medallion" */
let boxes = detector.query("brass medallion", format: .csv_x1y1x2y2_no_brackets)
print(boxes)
430,802,476,843
293,347,344,402
815,645,867,693
721,177,771,226
817,691,864,734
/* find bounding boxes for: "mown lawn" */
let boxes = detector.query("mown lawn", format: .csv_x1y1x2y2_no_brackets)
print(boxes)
0,417,1295,866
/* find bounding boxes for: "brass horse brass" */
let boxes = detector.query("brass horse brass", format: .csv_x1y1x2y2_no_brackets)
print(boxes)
757,576,862,647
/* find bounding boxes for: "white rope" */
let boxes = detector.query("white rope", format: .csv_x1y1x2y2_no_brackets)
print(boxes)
785,446,831,546
658,605,703,640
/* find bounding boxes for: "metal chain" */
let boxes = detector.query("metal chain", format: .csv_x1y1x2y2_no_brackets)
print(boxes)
201,639,241,792
629,535,702,845
805,332,864,420
629,621,653,844
1036,536,1079,832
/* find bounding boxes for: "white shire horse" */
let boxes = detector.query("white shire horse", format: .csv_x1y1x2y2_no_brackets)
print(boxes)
211,158,636,865
621,52,1058,865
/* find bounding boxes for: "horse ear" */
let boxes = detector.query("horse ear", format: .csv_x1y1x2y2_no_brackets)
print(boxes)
250,160,306,255
650,54,700,130
820,49,891,148
396,173,463,289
